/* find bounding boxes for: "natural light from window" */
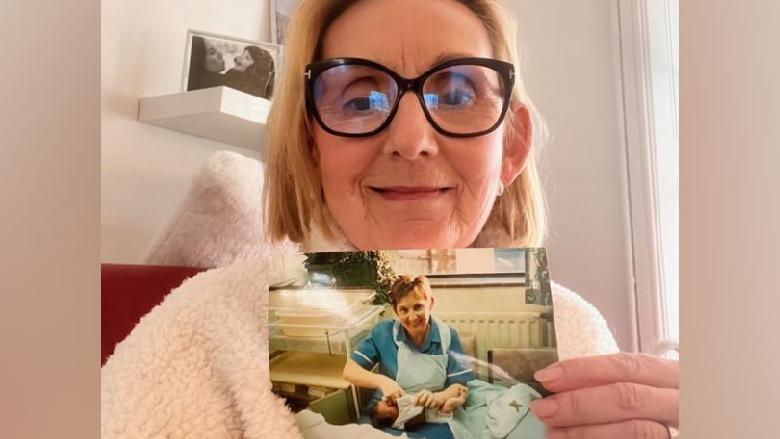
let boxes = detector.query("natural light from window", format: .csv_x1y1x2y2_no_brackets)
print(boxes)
648,0,679,345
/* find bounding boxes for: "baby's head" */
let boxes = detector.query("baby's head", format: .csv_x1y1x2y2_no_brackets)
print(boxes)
369,399,399,429
370,398,427,430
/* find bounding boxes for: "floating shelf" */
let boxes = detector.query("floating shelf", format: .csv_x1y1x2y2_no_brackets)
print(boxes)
138,86,270,152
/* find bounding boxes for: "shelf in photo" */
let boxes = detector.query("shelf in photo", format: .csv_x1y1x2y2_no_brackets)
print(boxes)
268,305,385,354
270,352,352,389
138,86,270,152
269,324,373,356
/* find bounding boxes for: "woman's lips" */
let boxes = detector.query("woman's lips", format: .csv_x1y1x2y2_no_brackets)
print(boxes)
406,321,424,330
369,186,452,201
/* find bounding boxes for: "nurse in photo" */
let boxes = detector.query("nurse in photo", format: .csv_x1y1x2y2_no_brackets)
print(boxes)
343,275,474,427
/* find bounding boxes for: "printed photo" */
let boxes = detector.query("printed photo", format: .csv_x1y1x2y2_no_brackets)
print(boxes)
268,248,558,438
182,30,281,99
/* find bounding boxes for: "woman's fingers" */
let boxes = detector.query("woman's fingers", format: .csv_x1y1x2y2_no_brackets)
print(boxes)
534,353,679,393
547,420,672,439
529,383,678,428
415,390,431,406
384,388,404,402
414,390,446,408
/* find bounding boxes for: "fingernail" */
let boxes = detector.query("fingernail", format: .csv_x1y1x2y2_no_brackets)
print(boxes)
535,365,562,382
530,398,558,418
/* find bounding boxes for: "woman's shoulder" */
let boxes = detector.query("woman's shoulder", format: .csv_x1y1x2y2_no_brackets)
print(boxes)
223,68,242,80
551,281,620,359
224,69,251,88
437,319,461,338
370,319,396,338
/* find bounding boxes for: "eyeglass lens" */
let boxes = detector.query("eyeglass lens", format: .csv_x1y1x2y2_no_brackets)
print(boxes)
313,64,506,135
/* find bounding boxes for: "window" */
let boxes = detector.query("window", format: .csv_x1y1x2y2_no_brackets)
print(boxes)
618,0,679,354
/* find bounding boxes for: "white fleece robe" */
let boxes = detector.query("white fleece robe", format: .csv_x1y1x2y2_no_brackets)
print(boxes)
101,255,619,438
101,151,620,438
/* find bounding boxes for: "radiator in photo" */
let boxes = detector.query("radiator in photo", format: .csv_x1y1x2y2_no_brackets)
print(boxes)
436,311,556,364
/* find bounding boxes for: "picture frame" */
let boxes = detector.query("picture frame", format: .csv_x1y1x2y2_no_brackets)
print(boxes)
182,29,282,99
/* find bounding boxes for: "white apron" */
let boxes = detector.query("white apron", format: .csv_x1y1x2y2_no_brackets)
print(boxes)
392,317,452,394
390,318,455,430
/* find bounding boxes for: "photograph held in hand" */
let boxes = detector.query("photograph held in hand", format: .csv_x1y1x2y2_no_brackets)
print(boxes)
268,248,557,438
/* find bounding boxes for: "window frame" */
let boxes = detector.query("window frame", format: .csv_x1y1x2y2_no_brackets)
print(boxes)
616,0,679,354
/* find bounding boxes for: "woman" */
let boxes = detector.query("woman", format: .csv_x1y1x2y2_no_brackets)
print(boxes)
102,1,679,438
223,45,275,98
342,275,472,435
187,36,226,90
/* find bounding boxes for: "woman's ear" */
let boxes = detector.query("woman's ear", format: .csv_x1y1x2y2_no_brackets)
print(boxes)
501,103,532,186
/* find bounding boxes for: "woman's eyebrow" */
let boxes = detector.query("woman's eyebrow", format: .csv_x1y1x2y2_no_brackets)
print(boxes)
428,52,476,68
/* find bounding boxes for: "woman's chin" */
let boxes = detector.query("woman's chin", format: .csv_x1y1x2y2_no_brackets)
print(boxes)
356,235,456,250
403,323,427,335
347,221,474,250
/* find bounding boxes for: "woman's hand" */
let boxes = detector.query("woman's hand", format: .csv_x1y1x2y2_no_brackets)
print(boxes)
414,389,446,408
433,383,468,413
378,376,406,402
529,353,678,438
439,392,467,413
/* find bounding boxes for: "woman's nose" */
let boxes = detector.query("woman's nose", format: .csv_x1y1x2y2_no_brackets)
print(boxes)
383,93,439,160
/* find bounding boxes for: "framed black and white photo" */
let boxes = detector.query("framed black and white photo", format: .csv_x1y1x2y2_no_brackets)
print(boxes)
269,0,301,45
182,30,282,99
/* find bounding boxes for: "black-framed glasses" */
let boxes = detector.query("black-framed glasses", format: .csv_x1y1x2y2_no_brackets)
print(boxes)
305,57,515,138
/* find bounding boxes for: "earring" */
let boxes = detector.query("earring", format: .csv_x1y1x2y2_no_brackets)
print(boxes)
496,180,505,198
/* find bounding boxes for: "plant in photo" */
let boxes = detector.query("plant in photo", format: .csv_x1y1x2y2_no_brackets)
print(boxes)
303,251,397,305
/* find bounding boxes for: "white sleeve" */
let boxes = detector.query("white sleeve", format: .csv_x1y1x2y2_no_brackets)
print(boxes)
551,281,621,359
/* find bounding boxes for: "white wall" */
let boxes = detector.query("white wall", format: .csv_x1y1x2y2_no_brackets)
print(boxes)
432,285,540,313
101,0,269,262
508,0,636,351
101,0,637,350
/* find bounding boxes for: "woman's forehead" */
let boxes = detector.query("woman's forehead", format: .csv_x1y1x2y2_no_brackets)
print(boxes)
396,290,429,306
320,0,492,75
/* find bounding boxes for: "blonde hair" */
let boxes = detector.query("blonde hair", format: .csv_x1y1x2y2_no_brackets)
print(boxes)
265,0,547,247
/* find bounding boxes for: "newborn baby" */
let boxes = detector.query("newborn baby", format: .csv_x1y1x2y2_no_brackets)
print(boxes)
370,385,468,430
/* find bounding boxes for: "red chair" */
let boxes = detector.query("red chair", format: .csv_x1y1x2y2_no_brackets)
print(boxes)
101,264,207,365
